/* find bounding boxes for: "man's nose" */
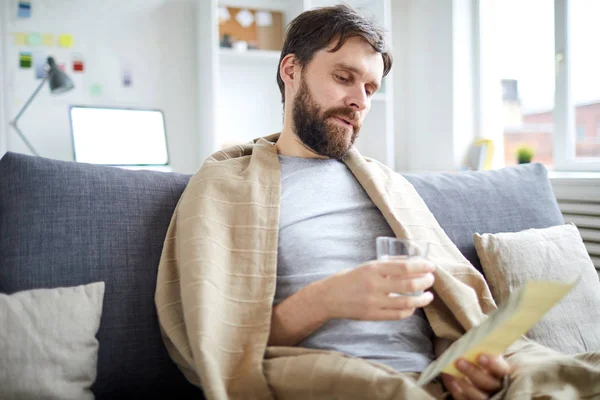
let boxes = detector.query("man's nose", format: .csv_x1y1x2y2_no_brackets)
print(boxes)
345,86,368,112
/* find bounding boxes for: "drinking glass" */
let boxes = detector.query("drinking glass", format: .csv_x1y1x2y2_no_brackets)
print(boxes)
376,237,430,296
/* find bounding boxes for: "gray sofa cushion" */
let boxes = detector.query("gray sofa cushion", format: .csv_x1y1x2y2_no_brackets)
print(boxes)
0,152,202,399
403,163,565,274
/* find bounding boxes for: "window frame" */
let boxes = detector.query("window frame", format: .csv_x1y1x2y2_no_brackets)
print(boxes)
553,0,600,171
478,0,600,172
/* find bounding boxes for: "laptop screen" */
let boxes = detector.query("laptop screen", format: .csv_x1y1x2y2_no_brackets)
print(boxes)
69,106,169,166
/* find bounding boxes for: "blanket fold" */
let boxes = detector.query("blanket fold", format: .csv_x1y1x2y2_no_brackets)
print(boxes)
155,133,600,399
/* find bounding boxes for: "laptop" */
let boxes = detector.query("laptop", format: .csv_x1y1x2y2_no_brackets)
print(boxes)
69,106,171,171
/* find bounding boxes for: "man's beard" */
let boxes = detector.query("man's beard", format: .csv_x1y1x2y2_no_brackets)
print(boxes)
291,78,361,159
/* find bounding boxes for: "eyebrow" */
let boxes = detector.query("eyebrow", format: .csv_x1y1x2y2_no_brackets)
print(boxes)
333,62,381,91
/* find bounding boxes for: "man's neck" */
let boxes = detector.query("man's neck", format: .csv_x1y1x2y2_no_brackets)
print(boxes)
276,127,329,159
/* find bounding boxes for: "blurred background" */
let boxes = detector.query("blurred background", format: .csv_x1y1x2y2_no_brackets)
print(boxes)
0,0,599,174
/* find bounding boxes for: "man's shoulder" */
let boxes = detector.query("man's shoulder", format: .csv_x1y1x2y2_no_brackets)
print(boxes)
191,154,253,182
184,134,280,193
175,155,253,205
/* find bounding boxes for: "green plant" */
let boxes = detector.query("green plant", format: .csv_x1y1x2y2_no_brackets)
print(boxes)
516,145,535,164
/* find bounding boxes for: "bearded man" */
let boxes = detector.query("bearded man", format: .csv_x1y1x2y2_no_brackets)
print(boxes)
155,4,600,400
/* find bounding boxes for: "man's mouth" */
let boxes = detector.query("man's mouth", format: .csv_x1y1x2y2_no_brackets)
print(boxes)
331,116,354,128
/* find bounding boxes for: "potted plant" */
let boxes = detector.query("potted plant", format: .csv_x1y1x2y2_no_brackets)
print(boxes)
516,145,535,164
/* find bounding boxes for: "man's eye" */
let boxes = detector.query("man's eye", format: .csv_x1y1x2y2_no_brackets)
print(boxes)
335,74,348,83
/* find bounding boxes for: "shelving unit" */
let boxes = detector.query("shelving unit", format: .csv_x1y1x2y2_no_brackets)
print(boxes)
197,0,394,169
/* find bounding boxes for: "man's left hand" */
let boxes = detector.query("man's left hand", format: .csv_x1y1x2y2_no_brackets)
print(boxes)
440,354,511,400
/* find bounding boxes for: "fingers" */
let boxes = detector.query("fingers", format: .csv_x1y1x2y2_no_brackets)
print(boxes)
350,260,435,321
370,291,434,320
383,291,434,309
380,272,435,294
451,377,489,400
477,354,511,379
455,358,502,394
376,259,435,277
442,357,509,400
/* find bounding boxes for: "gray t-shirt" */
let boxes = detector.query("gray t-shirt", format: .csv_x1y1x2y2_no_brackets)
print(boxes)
276,155,435,372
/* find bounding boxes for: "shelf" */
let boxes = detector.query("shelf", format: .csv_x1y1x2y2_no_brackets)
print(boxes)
219,48,281,62
218,0,291,12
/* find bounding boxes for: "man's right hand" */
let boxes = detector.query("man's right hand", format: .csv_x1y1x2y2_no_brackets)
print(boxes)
268,259,435,346
311,259,436,321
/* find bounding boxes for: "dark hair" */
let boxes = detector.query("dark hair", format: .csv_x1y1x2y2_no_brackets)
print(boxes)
276,3,393,104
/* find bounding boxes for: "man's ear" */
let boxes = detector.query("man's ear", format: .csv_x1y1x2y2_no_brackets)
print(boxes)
280,54,299,89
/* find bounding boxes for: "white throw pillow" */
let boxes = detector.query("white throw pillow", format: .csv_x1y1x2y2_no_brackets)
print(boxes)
474,223,600,354
0,281,105,399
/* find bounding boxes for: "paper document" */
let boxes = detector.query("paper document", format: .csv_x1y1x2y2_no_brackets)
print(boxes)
416,276,581,387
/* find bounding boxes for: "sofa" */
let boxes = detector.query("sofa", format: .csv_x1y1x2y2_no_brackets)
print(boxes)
0,151,566,399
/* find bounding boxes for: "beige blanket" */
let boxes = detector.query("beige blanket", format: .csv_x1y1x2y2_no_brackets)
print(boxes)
155,133,600,399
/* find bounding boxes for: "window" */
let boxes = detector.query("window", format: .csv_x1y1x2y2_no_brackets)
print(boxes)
570,0,600,161
489,0,555,168
480,0,600,171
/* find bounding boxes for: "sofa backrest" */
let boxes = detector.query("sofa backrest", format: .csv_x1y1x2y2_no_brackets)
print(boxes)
0,152,202,399
403,163,565,273
0,152,564,398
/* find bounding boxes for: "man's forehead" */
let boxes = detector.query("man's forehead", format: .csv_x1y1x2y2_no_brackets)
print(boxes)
319,39,384,82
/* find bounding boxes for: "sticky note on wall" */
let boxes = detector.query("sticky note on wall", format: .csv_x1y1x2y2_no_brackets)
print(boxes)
256,11,273,27
34,53,47,79
13,33,27,45
123,69,132,87
18,1,31,18
59,34,74,48
28,33,42,46
19,52,32,68
72,55,84,72
89,84,102,97
42,34,55,47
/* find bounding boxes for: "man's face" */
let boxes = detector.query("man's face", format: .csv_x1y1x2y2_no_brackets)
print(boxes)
291,37,384,159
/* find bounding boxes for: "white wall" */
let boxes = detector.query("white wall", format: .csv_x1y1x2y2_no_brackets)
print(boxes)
0,1,8,157
196,0,219,166
452,0,477,168
217,52,283,148
392,0,478,173
1,0,200,173
391,0,408,172
477,0,504,170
